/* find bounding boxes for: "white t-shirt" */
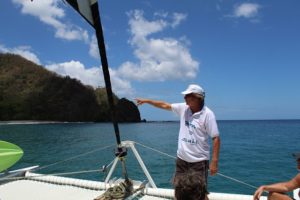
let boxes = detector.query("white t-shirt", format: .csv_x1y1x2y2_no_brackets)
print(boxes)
171,103,219,163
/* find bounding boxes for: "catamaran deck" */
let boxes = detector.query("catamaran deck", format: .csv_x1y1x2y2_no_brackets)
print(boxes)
0,172,267,200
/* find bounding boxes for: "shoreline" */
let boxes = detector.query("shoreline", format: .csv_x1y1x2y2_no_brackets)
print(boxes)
1,119,299,125
0,121,94,125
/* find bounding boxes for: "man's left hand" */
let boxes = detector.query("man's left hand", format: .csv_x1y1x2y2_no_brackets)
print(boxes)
210,160,218,175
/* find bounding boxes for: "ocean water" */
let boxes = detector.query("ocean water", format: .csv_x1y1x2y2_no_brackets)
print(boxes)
0,120,299,195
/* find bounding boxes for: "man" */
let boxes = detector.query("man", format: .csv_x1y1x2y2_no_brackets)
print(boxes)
135,84,220,195
253,153,300,200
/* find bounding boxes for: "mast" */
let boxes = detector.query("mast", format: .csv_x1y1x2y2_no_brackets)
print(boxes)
89,1,122,147
65,0,128,180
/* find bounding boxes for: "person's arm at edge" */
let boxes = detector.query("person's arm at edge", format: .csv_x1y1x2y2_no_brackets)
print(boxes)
135,98,172,111
253,173,300,200
210,136,220,176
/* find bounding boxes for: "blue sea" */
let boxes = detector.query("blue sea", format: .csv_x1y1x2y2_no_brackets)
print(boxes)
0,120,299,196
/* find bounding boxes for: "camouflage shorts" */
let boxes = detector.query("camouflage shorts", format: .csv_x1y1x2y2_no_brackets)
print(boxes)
173,157,209,185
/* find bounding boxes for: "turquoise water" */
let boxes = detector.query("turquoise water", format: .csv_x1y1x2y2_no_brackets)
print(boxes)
0,120,299,195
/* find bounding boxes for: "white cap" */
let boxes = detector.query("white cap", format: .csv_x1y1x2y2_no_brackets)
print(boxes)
181,84,205,97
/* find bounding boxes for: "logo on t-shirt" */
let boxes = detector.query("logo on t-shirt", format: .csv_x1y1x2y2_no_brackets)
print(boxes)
182,137,198,145
185,121,196,130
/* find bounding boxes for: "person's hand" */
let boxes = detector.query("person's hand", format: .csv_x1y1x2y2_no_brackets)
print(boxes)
209,160,218,176
135,98,146,106
253,186,265,200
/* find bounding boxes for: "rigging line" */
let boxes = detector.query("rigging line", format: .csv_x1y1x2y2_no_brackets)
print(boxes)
134,141,258,190
216,172,258,190
134,141,176,159
0,169,101,182
37,144,115,171
101,158,115,173
0,158,117,182
32,169,101,178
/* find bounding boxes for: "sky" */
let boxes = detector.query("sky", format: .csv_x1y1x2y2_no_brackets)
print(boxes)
1,0,300,121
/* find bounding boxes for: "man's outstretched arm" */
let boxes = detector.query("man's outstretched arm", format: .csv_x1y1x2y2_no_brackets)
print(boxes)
135,98,172,111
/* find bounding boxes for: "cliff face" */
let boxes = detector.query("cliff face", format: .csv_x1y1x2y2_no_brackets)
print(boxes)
0,53,141,122
116,98,141,122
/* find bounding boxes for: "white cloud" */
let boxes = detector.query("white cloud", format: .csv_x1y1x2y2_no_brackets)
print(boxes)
8,4,198,96
109,69,134,96
46,61,100,86
153,11,187,28
45,60,133,97
0,42,132,96
154,11,169,18
0,44,41,65
12,0,89,42
128,10,168,39
117,10,199,82
89,35,100,59
233,3,261,18
171,13,187,28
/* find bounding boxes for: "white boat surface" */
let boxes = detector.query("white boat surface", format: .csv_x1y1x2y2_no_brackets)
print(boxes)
0,174,266,200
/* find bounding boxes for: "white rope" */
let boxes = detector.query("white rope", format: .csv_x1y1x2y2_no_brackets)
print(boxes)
38,144,115,171
135,141,176,159
0,158,116,182
33,169,101,177
101,158,115,173
216,172,258,190
0,169,100,182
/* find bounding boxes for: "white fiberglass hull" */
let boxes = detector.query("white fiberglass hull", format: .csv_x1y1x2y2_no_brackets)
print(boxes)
0,172,267,200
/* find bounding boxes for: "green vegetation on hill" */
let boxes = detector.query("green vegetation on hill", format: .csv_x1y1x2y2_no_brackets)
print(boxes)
0,53,141,122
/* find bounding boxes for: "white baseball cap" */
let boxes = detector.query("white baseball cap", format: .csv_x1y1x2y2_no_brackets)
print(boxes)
181,84,205,97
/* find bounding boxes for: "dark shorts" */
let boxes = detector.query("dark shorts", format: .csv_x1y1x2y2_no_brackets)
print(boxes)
174,157,209,185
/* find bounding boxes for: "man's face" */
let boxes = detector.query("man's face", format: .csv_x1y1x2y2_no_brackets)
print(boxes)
184,94,202,112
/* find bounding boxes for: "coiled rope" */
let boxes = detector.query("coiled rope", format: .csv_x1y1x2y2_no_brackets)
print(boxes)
94,180,133,200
